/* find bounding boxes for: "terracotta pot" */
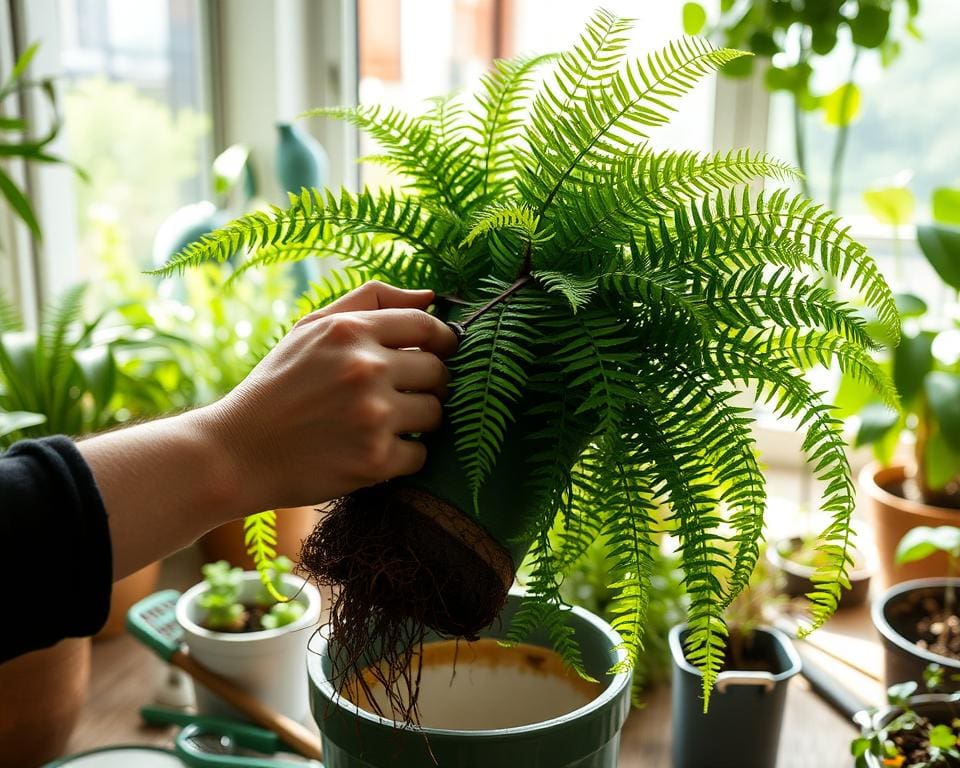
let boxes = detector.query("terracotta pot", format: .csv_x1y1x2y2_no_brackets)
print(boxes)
95,560,162,639
0,638,90,767
199,505,322,570
859,463,960,589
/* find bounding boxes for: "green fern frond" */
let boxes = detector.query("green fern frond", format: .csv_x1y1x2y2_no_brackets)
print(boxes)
467,53,555,201
533,270,597,312
521,35,747,214
0,291,22,332
463,202,546,247
304,105,475,212
243,511,287,603
446,284,542,501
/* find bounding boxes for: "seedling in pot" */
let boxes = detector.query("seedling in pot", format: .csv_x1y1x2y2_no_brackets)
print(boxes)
853,667,960,768
198,560,247,632
897,527,960,659
197,558,304,633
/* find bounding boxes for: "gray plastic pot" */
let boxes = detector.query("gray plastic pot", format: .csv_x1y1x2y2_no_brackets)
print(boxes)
669,624,801,768
873,577,960,689
307,592,632,767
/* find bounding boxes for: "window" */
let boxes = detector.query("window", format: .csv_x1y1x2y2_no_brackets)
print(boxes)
57,0,213,276
766,2,959,223
356,0,718,189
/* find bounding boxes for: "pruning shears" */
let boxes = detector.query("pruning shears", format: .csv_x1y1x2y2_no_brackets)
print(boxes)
141,706,322,767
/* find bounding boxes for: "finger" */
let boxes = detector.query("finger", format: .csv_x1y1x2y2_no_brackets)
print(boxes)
387,349,450,395
384,438,427,479
362,308,459,357
312,280,434,318
392,392,443,434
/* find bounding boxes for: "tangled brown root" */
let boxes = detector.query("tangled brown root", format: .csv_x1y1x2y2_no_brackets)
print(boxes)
299,484,513,722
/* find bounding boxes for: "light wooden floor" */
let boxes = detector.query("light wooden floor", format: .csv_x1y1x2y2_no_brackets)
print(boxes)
65,543,886,767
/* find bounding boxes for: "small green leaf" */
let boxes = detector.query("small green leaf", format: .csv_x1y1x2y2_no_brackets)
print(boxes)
887,680,918,706
895,293,927,318
0,167,41,238
213,144,251,197
929,723,958,750
918,224,960,291
682,3,707,35
925,372,960,452
822,83,861,127
924,430,960,491
849,5,891,48
933,188,960,226
855,403,899,447
893,331,934,403
0,409,46,439
721,55,754,78
863,187,915,228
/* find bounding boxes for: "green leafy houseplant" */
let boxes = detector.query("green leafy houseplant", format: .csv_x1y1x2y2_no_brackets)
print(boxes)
0,284,185,450
158,11,899,709
684,0,922,209
844,187,960,506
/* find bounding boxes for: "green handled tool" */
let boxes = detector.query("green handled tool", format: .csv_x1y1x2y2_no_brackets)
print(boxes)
127,591,324,761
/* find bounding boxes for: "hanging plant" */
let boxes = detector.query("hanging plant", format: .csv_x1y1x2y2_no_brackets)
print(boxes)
158,10,899,713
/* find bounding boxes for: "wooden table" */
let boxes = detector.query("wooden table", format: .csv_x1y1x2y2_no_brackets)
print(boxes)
65,546,887,767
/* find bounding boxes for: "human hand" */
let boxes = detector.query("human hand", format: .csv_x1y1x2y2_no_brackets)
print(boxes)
200,280,458,511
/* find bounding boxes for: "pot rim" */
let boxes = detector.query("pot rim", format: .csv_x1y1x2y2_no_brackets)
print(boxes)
859,462,960,520
176,571,321,642
766,535,872,581
668,623,802,682
307,590,632,737
872,577,960,669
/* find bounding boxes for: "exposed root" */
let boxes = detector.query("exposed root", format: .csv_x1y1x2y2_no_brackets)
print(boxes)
299,484,512,723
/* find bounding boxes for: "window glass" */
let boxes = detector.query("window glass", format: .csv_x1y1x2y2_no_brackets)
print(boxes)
356,0,717,189
57,0,212,274
766,2,960,222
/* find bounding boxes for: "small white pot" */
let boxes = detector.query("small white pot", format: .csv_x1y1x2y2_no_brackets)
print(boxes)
176,571,321,723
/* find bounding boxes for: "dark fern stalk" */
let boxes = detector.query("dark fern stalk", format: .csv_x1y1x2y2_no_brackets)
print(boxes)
156,10,899,708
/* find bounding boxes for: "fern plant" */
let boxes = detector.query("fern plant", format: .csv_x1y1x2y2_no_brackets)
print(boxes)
158,10,898,709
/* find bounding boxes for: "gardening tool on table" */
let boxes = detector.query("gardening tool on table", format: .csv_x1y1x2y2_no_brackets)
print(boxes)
43,708,320,767
126,590,324,761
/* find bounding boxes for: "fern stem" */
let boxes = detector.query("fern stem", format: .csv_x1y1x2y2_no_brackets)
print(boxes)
459,274,532,329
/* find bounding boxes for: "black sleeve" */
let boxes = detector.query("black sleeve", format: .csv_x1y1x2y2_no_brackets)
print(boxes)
0,436,112,661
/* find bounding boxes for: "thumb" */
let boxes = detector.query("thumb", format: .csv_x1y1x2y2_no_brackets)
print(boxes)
315,280,434,317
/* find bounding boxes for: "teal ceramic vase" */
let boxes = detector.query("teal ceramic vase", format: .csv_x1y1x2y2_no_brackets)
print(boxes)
275,123,330,293
307,593,633,767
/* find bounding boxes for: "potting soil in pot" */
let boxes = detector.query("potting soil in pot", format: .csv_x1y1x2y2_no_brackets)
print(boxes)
888,588,960,661
343,639,601,729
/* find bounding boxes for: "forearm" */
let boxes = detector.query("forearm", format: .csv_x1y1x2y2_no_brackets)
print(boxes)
78,405,246,580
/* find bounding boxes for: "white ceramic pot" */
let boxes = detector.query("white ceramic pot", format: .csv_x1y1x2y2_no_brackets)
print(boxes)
176,571,321,723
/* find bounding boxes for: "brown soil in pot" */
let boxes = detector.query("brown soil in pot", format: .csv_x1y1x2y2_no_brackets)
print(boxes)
887,589,960,662
889,714,960,766
299,483,513,721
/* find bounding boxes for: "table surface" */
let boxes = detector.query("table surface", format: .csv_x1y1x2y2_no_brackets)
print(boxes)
66,545,887,767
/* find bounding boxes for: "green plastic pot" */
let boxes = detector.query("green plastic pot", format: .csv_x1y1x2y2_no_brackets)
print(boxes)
307,592,632,767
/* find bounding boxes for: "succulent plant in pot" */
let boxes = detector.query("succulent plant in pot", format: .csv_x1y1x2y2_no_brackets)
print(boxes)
158,10,899,714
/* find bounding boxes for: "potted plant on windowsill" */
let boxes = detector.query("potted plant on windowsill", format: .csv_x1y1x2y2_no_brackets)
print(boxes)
159,9,898,724
843,185,960,588
874,526,960,689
